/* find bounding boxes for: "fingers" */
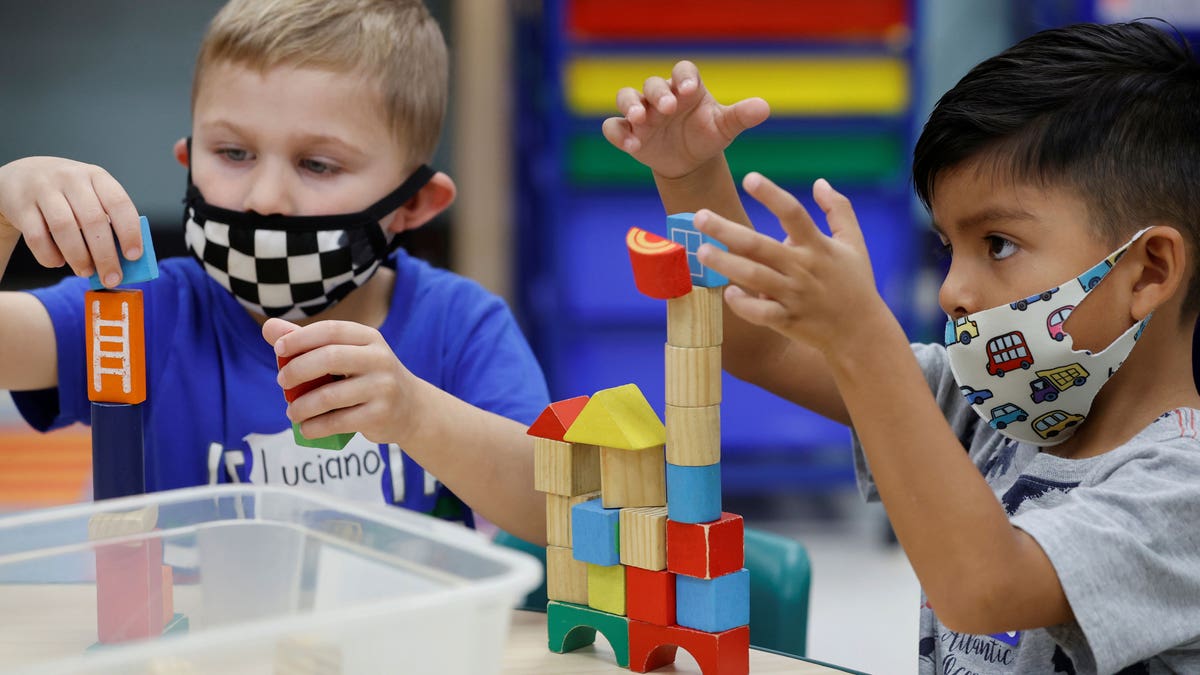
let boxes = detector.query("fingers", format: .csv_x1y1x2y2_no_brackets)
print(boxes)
741,172,823,245
693,208,804,275
615,86,646,122
12,207,65,269
641,75,676,115
38,192,92,277
601,115,638,153
93,170,142,260
722,284,789,329
272,320,374,359
669,60,701,102
262,317,300,348
722,97,771,136
66,186,122,287
813,178,864,246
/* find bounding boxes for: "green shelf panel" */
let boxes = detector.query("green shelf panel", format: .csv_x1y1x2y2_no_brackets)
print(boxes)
568,132,904,186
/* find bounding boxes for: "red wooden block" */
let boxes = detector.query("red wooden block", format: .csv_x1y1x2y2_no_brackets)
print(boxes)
85,290,146,404
277,354,339,403
161,565,174,627
527,395,590,440
627,227,692,300
666,512,744,580
628,621,749,675
95,538,164,643
626,566,675,626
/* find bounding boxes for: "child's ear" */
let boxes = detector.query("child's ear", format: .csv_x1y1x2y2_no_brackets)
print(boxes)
1129,225,1187,321
383,172,456,233
173,138,189,168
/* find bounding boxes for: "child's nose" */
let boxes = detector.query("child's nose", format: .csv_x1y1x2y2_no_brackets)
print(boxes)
938,263,977,318
242,165,295,216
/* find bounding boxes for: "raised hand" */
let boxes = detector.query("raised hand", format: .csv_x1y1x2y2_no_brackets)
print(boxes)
602,60,770,180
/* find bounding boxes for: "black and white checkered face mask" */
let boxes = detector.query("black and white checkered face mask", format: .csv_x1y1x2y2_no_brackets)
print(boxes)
183,164,434,320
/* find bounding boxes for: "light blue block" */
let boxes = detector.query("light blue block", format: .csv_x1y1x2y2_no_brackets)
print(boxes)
667,212,728,287
572,498,621,566
676,568,750,633
666,462,722,524
89,215,159,289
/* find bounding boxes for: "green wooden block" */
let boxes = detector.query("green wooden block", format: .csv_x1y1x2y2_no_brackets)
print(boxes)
548,600,630,667
292,422,355,450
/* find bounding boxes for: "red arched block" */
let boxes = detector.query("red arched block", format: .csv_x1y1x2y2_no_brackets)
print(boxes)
628,620,749,675
627,227,692,300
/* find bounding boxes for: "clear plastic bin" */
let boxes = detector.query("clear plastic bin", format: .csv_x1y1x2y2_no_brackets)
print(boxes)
0,485,542,674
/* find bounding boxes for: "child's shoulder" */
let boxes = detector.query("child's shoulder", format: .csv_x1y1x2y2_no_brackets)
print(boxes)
1139,408,1200,445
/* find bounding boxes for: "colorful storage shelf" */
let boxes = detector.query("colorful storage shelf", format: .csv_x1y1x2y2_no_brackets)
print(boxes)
514,0,919,494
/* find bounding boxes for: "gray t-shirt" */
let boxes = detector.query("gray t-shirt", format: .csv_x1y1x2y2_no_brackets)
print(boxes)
852,343,1200,675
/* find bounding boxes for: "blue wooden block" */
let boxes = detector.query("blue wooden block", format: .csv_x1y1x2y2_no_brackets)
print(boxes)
90,401,145,499
676,568,750,633
571,498,621,566
666,212,728,288
666,462,722,524
89,216,159,289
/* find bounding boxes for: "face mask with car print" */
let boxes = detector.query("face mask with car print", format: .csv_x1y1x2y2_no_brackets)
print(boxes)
944,229,1151,446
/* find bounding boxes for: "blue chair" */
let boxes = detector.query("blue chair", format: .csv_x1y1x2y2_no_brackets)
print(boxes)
493,525,812,657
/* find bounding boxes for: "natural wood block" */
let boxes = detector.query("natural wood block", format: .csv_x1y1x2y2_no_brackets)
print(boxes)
564,384,666,451
664,344,721,407
619,506,668,570
667,286,723,348
535,438,601,496
88,505,159,540
665,404,720,466
626,567,676,626
600,446,666,508
547,545,589,604
547,490,601,547
587,562,627,615
85,289,146,404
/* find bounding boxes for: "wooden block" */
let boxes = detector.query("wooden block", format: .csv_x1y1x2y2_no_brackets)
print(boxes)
547,490,601,547
665,344,721,407
162,565,174,627
665,404,720,466
96,537,164,643
90,402,146,500
88,505,159,540
534,438,601,496
547,545,589,604
665,462,722,524
619,506,668,570
676,568,750,632
600,445,666,509
572,498,621,566
547,600,631,668
528,396,590,440
273,635,342,674
88,215,159,289
628,620,749,675
85,289,146,404
626,227,692,300
667,286,723,348
666,512,744,579
667,212,730,288
563,384,666,451
278,354,354,451
626,567,676,626
587,562,626,615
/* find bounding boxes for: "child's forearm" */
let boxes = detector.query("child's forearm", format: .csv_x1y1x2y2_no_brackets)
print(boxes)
829,308,1070,633
403,378,546,544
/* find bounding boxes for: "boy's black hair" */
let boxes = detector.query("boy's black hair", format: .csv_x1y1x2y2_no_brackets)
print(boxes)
913,21,1200,315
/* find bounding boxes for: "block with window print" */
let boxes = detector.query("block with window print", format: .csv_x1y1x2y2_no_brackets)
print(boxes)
666,212,729,288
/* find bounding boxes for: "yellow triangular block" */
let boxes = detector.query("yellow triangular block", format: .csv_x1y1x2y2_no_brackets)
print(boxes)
563,384,666,450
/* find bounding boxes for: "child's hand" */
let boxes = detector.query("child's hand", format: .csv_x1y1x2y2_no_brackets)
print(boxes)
694,173,888,355
0,157,142,287
264,318,421,445
602,60,770,180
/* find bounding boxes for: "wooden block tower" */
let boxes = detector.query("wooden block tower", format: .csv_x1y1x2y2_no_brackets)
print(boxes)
532,216,749,675
84,216,179,645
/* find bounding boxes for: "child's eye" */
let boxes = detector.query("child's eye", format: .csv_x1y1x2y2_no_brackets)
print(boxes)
300,159,338,175
986,235,1018,260
216,148,249,162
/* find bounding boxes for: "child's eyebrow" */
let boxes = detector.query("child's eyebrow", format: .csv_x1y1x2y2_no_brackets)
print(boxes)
197,120,367,158
933,206,1035,237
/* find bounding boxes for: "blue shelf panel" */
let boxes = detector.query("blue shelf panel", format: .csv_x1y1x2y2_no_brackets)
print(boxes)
547,189,921,326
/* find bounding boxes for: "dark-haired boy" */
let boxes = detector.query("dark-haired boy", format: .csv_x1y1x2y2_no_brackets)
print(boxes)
606,22,1200,673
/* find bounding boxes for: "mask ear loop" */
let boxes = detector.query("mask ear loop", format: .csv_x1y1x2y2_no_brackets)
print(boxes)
1059,227,1155,355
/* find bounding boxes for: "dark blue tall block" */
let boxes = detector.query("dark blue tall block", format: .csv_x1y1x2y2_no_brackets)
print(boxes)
91,401,145,499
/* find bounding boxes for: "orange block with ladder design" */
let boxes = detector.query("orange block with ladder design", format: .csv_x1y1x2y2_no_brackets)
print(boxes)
85,290,146,404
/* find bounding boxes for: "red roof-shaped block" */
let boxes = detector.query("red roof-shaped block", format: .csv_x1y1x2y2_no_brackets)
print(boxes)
627,227,692,300
527,395,591,440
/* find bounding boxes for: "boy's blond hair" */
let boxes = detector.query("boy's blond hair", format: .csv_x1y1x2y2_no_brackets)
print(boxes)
193,0,447,166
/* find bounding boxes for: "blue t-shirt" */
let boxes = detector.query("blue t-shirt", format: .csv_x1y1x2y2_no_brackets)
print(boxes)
14,251,550,519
